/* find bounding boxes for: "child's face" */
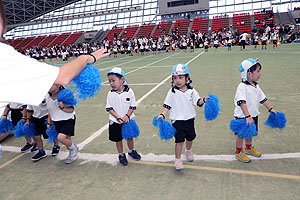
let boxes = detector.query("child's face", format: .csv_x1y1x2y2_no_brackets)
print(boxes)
108,74,124,91
248,67,261,82
173,75,187,89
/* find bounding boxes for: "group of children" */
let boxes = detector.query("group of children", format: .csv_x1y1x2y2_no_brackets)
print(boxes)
0,57,279,170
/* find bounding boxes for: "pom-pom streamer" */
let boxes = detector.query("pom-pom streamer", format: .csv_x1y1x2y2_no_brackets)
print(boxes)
73,64,101,101
0,119,14,134
58,88,78,106
14,120,25,138
22,123,36,138
204,94,220,121
122,120,140,140
46,125,59,144
264,112,286,130
152,116,176,141
230,118,257,139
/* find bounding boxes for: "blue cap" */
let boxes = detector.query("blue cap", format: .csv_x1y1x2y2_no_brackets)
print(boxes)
107,67,128,85
239,58,260,81
171,64,189,75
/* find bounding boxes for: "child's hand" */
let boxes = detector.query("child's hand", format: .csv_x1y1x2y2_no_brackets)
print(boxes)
47,123,52,129
58,101,64,109
246,117,253,126
117,117,124,124
157,113,165,120
122,115,130,123
204,96,210,102
270,108,277,114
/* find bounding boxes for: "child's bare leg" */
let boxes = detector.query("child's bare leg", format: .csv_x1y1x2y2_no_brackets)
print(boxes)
175,142,184,159
127,139,134,150
34,135,43,150
116,140,123,153
25,136,33,144
236,136,243,152
185,140,192,151
57,133,72,147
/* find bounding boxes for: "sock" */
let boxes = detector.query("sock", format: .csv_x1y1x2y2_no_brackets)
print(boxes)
119,152,124,156
69,143,74,150
128,150,133,154
186,149,192,152
39,149,45,153
236,147,242,154
246,144,252,150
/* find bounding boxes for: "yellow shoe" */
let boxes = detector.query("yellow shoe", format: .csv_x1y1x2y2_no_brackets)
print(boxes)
245,147,262,158
235,151,251,163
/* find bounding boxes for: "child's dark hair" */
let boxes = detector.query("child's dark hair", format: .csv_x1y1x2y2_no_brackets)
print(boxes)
171,74,192,92
107,73,123,79
248,63,262,73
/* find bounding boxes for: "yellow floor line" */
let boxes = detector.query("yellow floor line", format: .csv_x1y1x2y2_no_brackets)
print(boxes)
0,153,26,169
130,160,300,180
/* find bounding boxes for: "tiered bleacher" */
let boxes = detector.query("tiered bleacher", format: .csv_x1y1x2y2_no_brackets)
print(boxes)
191,17,209,33
105,26,124,40
172,19,190,35
232,13,252,33
38,34,58,47
48,32,71,47
152,21,172,37
61,31,83,46
119,25,139,39
254,10,275,29
25,35,46,49
136,23,155,38
10,37,24,47
14,36,35,49
211,15,229,32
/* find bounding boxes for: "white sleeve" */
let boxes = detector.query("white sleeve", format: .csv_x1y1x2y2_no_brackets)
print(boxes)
235,83,247,104
106,92,113,109
129,89,137,108
0,43,59,106
191,89,201,106
257,85,267,102
163,90,173,109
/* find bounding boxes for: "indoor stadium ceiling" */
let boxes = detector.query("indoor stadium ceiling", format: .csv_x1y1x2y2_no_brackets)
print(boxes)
3,0,81,26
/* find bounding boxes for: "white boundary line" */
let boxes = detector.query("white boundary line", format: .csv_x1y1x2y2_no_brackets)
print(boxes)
3,146,300,166
77,51,204,150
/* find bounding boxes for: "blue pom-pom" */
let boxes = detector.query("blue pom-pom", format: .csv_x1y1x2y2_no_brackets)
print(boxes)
265,112,286,130
152,116,176,141
204,94,220,121
14,120,25,138
22,123,36,138
122,120,140,140
73,64,101,101
58,88,78,106
0,118,14,134
230,119,258,139
46,125,59,144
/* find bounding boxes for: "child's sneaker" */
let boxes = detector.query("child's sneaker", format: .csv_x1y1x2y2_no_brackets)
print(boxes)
65,144,79,164
21,143,33,152
174,159,184,170
128,150,141,161
245,146,262,158
51,146,60,156
118,154,128,166
31,151,47,162
235,151,251,163
186,150,194,162
31,143,38,153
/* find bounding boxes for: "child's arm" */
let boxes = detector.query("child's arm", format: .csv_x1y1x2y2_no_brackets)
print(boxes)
121,109,134,123
197,96,210,107
26,109,33,125
22,106,27,123
240,102,253,125
108,109,124,124
262,100,277,114
58,102,74,113
157,107,169,120
47,114,52,129
1,105,10,119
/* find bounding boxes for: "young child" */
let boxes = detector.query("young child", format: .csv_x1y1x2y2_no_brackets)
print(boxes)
46,85,78,164
261,33,268,50
233,58,277,163
26,99,60,162
106,67,141,166
157,64,209,170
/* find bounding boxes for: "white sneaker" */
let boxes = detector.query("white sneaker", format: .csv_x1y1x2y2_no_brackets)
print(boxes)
186,150,194,162
65,144,79,164
174,159,184,170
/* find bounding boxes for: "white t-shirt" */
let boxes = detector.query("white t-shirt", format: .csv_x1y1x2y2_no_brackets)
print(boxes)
27,99,48,119
106,87,136,124
163,87,201,121
234,82,267,118
46,93,75,121
0,43,59,108
240,33,248,41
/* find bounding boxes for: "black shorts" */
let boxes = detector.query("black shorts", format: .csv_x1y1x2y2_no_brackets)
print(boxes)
273,40,277,44
214,44,219,48
109,122,123,142
234,116,258,135
172,118,196,143
240,40,246,46
31,115,48,139
53,116,76,137
10,109,23,126
262,41,267,45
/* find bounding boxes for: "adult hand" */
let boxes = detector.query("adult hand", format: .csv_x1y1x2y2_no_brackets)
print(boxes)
90,48,110,63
